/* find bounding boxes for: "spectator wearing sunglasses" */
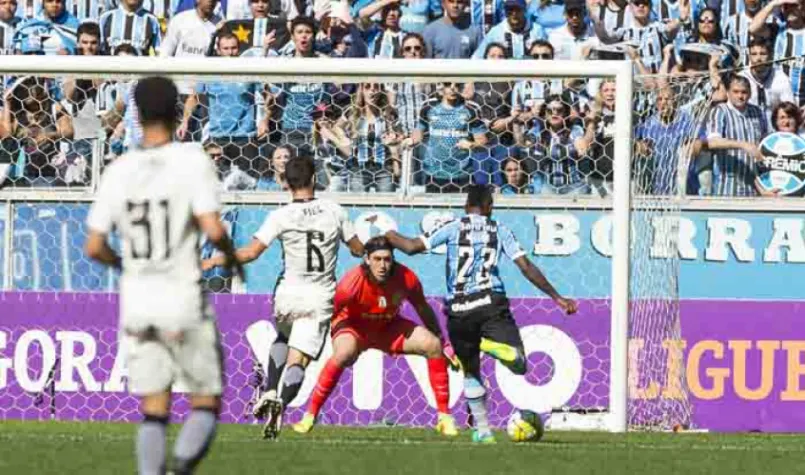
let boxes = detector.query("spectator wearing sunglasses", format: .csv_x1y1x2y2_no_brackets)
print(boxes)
523,94,589,195
511,41,564,142
404,81,488,193
471,0,545,59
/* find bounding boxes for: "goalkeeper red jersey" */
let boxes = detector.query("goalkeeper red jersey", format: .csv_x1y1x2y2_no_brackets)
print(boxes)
332,263,427,325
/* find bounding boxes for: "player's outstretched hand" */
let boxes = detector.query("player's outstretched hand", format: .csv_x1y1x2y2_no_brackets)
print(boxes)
555,297,578,316
442,341,462,372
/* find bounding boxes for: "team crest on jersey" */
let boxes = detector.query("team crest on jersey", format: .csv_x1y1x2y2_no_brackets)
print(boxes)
378,296,387,308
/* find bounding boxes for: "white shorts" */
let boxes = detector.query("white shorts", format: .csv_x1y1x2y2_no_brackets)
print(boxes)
277,317,331,360
124,319,223,396
273,281,332,359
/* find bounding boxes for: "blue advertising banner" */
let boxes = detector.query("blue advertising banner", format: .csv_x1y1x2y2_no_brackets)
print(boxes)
7,202,805,300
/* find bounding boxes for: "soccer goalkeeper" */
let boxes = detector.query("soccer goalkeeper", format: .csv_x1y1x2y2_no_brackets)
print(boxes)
293,236,459,436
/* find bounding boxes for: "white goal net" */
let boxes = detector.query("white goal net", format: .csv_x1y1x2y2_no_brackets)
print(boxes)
0,56,712,432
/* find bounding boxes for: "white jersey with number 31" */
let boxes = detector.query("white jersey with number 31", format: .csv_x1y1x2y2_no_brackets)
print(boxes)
86,142,221,332
254,198,355,319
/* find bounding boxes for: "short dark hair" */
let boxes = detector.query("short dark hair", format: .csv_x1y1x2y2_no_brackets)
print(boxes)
365,235,394,256
284,155,316,190
217,32,239,46
134,76,179,128
727,74,750,90
291,16,317,36
748,38,770,51
114,44,139,56
466,184,494,209
77,22,101,39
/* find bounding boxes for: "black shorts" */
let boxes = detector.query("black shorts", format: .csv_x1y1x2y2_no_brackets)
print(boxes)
446,292,523,367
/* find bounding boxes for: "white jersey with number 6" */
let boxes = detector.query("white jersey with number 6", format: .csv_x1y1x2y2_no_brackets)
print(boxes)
254,198,356,321
86,142,221,332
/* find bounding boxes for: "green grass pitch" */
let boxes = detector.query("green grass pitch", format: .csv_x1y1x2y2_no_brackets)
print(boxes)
1,420,802,474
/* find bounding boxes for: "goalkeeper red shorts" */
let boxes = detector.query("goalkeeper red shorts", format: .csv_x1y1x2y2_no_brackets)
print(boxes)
331,317,418,354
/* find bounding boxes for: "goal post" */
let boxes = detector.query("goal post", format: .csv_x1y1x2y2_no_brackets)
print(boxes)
0,56,648,432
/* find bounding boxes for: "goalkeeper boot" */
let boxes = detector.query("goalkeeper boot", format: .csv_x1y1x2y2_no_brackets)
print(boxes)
471,430,497,444
435,413,458,437
292,413,316,434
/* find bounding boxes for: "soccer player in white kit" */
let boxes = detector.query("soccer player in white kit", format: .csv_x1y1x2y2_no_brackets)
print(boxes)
202,155,364,439
84,77,244,475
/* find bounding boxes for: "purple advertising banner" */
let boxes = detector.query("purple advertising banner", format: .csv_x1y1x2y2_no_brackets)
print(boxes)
0,292,804,432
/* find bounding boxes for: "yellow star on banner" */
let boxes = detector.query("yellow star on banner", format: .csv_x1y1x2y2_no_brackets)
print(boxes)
232,24,251,43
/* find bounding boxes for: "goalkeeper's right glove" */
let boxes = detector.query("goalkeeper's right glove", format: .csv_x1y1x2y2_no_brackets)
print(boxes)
442,341,462,372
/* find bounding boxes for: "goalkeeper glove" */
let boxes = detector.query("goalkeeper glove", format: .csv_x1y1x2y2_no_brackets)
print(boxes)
442,340,462,372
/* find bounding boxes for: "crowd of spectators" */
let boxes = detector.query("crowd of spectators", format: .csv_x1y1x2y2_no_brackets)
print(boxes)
0,0,804,196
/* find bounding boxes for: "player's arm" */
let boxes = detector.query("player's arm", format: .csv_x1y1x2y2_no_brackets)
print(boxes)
338,205,365,257
384,231,427,255
386,218,456,255
193,151,244,280
513,256,577,315
196,213,245,280
85,230,122,270
405,269,461,370
500,224,577,315
201,237,268,270
84,168,122,270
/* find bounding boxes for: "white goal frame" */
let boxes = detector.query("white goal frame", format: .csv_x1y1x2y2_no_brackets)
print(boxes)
0,55,633,433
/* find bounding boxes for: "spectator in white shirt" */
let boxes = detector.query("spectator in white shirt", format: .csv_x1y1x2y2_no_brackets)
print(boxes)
548,0,598,60
740,39,794,117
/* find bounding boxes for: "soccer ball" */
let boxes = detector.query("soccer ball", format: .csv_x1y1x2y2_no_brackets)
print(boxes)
506,410,544,443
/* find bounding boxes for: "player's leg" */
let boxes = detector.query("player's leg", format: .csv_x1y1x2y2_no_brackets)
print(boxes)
171,395,220,475
126,335,174,474
170,321,224,473
294,326,364,434
138,392,171,475
479,296,527,376
393,321,456,436
261,317,328,439
447,314,495,443
252,324,289,420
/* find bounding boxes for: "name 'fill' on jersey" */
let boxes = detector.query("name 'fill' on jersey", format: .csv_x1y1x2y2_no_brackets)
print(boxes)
420,214,526,300
253,198,355,319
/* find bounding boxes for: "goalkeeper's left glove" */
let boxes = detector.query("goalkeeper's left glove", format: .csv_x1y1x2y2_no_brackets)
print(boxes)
442,340,462,372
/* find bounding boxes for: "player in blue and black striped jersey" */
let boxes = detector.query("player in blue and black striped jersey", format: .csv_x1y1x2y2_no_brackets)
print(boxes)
385,184,576,443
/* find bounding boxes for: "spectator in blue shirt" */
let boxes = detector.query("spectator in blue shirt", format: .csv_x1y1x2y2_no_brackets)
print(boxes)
405,81,488,192
39,0,79,31
472,0,545,59
422,0,483,58
527,0,566,34
635,86,699,195
179,32,268,176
